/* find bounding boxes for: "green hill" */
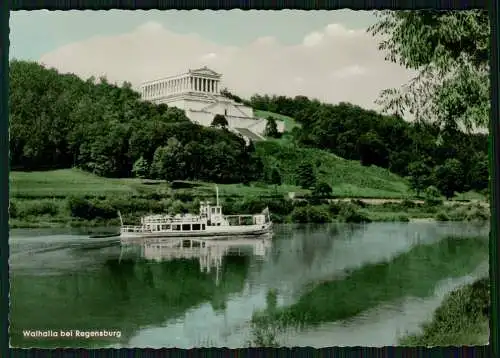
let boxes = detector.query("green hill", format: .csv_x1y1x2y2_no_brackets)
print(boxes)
255,141,410,199
10,169,146,199
254,109,300,132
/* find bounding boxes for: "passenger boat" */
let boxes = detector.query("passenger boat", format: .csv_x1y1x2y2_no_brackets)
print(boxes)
119,186,273,239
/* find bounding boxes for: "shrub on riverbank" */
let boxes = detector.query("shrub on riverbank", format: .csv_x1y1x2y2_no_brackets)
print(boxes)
399,277,489,346
8,190,489,228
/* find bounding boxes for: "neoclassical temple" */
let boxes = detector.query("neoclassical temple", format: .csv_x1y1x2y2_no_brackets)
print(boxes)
140,67,284,141
141,67,222,98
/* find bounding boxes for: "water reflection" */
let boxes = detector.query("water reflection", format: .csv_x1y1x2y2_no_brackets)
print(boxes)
120,237,272,285
9,222,489,348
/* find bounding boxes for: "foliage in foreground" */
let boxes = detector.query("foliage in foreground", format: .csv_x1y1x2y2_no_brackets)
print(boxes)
399,277,490,346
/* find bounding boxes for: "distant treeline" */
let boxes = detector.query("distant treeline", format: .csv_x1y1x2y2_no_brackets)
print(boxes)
248,94,489,197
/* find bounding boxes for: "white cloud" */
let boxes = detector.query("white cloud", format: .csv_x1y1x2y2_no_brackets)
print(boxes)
325,23,358,37
39,21,415,110
331,65,367,78
302,31,325,47
200,52,217,61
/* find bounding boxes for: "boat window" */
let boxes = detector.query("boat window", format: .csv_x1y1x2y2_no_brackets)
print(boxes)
172,225,181,231
182,224,191,231
211,208,216,214
216,208,221,214
217,223,221,226
202,224,206,230
192,224,201,230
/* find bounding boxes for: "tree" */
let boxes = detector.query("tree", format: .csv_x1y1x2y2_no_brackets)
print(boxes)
407,160,433,197
356,130,389,167
211,114,228,128
433,158,465,199
468,153,489,191
132,156,150,179
312,181,332,198
368,11,489,131
149,137,186,181
269,168,282,195
296,161,316,189
424,185,442,206
264,116,279,138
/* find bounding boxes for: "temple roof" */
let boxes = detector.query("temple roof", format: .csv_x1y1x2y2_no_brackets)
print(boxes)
189,66,222,78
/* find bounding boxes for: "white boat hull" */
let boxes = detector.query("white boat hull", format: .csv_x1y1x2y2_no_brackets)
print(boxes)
120,223,272,240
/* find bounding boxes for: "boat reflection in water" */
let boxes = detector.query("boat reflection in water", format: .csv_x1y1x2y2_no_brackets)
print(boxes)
119,236,272,285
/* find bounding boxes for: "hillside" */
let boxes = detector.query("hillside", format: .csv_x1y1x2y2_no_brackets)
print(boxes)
10,158,409,200
254,141,410,198
254,109,300,132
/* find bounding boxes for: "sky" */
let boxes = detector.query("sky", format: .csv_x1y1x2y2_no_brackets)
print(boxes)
9,10,415,109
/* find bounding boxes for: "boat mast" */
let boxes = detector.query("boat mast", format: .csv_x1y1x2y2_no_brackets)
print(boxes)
216,185,220,207
117,210,124,226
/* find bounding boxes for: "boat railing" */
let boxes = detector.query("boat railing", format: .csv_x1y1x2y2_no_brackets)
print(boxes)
121,225,150,233
142,216,204,224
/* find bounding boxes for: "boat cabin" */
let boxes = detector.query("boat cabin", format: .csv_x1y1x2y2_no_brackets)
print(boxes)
199,201,225,226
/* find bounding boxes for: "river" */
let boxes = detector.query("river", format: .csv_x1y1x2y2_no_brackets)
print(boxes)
9,222,489,348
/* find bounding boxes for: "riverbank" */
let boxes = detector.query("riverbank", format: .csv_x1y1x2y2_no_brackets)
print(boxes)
9,196,490,229
399,277,490,346
9,193,490,229
9,169,489,229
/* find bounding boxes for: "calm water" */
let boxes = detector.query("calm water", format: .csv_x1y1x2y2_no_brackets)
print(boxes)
9,222,489,348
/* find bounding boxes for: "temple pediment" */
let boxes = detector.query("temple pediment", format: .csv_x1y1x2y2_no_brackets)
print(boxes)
190,66,222,78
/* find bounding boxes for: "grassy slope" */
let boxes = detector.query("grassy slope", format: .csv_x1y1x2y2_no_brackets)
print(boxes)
10,163,410,201
9,169,308,200
255,141,410,199
254,110,300,132
10,169,145,198
253,110,409,198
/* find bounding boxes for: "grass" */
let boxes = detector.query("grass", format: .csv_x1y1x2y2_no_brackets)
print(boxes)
255,141,411,199
453,191,488,202
254,110,300,132
399,277,489,346
9,169,149,198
